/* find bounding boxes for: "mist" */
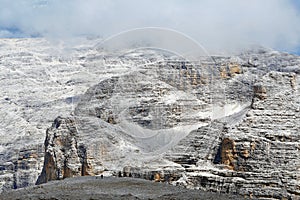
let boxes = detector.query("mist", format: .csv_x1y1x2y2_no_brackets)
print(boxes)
1,0,300,53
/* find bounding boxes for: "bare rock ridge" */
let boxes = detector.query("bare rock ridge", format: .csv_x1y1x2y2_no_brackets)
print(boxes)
0,39,299,199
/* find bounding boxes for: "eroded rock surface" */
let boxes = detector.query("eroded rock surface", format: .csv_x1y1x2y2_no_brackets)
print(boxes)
0,39,299,199
36,117,89,184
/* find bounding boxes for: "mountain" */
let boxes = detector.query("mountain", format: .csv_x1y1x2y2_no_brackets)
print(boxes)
0,38,299,199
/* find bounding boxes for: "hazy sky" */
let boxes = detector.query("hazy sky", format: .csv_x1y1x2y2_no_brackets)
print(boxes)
0,0,300,53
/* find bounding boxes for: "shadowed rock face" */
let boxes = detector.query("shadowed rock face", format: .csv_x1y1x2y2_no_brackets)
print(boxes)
0,39,299,199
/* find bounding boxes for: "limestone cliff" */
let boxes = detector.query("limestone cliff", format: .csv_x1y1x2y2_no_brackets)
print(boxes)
0,38,299,199
37,52,299,199
173,72,300,199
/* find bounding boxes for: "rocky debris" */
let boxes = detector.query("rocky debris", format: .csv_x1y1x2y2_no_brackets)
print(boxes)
0,176,247,200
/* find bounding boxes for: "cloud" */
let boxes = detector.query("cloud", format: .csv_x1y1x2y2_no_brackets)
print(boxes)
0,0,300,52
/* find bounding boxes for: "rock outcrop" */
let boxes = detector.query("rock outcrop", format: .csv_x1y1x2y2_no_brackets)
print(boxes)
36,117,88,184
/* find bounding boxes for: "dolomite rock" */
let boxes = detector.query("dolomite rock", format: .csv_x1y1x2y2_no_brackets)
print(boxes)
169,72,300,199
253,84,267,100
37,68,299,199
0,144,44,192
219,138,237,170
0,38,300,199
36,117,88,184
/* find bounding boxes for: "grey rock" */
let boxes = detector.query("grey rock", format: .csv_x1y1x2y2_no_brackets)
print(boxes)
0,38,299,200
1,177,247,200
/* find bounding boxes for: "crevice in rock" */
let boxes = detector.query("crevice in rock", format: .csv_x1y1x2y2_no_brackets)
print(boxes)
78,144,88,176
213,145,222,164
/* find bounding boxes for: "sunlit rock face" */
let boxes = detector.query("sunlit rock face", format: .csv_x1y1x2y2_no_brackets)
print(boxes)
36,117,88,185
0,38,299,199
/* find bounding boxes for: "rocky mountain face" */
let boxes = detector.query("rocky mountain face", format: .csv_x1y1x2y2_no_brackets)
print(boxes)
0,38,299,199
0,38,101,191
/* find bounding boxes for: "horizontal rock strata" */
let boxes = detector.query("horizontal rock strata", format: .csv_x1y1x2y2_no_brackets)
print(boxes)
0,39,299,199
